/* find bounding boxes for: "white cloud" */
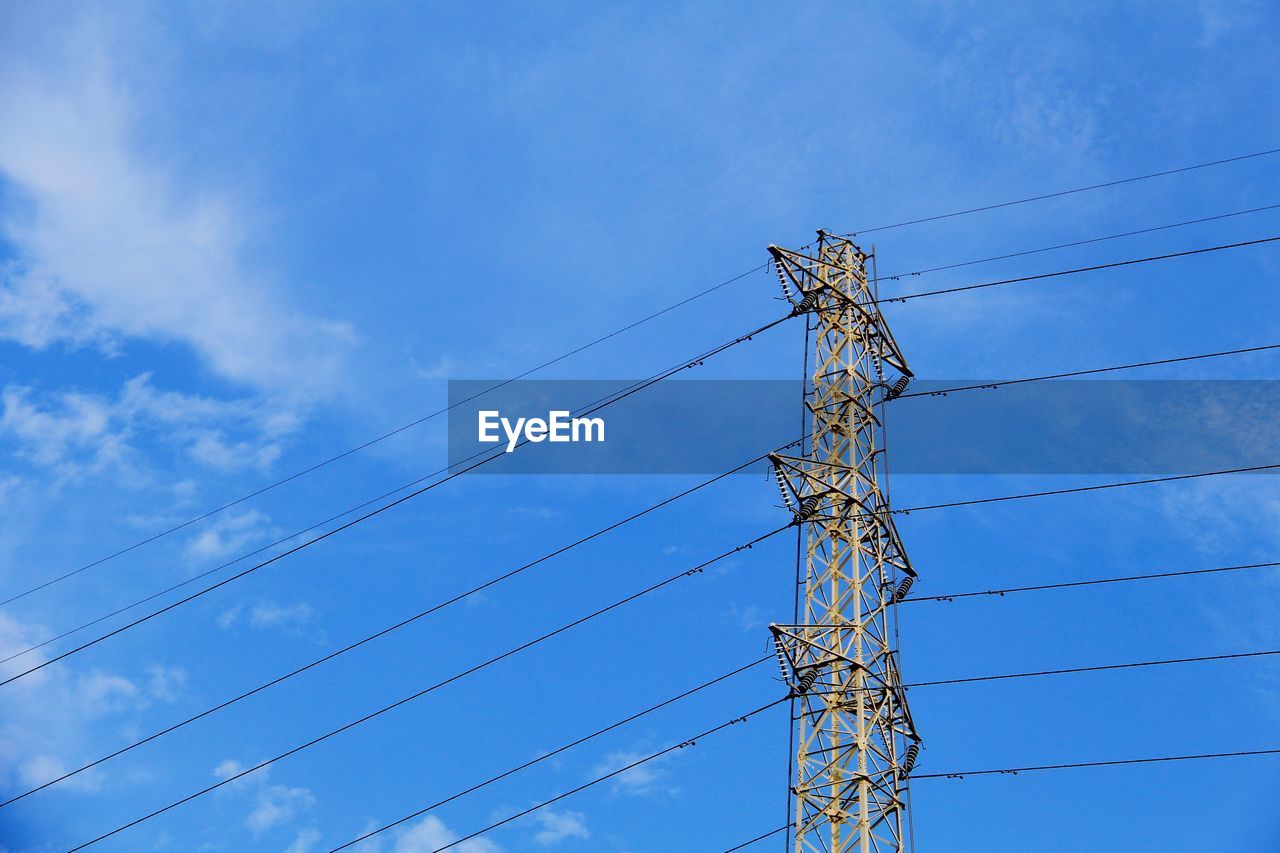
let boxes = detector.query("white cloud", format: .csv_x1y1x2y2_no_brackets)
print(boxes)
532,809,589,845
1154,479,1280,655
75,670,139,714
412,355,459,382
590,750,673,797
189,431,282,472
0,263,102,349
250,602,315,631
0,20,354,397
216,601,317,638
0,374,296,480
184,509,273,562
213,758,250,782
216,605,245,630
0,384,122,473
1157,478,1280,559
0,611,181,795
1197,0,1262,45
725,603,763,632
247,782,316,833
16,753,100,793
392,815,501,853
286,827,323,853
147,664,188,702
211,758,316,835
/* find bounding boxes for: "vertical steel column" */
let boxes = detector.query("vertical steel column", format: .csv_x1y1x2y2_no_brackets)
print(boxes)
768,231,920,853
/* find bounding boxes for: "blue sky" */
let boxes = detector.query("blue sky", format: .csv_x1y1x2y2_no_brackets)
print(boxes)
1,2,1279,851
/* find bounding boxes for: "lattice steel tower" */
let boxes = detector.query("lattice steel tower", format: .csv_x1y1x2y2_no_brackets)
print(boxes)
768,231,921,853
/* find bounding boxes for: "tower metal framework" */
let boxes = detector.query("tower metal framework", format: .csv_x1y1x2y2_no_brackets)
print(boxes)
768,231,921,853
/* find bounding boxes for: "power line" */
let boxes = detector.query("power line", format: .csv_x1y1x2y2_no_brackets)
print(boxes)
914,747,1280,780
18,334,1272,669
724,825,788,852
877,202,1280,281
729,746,1280,848
792,645,1280,697
1,444,796,806
0,457,499,666
14,145,1280,607
325,641,1280,850
880,235,1280,303
0,316,792,689
893,459,1280,516
903,558,1280,603
71,633,1277,846
12,227,1271,614
365,700,1280,853
330,658,772,852
847,145,1280,235
894,341,1280,399
397,698,788,853
17,153,1279,611
0,478,433,665
65,526,791,850
0,264,769,608
6,393,787,669
901,647,1280,691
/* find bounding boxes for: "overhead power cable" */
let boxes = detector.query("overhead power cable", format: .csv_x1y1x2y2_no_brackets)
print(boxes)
0,315,792,688
728,746,1280,849
5,403,791,669
726,748,1280,848
0,264,768,608
372,701,1280,853
330,657,772,851
14,146,1280,606
0,482,431,665
341,697,790,853
791,645,1280,699
19,335,1271,669
893,459,1280,517
912,747,1280,780
65,526,791,850
880,235,1280,303
71,635,1278,848
877,202,1280,280
724,825,788,852
895,341,1280,399
18,145,1280,608
74,633,1276,848
846,145,1280,235
0,444,797,806
903,557,1280,603
900,647,1280,691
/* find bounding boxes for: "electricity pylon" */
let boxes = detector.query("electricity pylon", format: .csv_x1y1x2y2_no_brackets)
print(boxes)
768,231,921,853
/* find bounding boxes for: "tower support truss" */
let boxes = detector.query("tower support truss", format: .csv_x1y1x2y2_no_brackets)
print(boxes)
768,231,921,853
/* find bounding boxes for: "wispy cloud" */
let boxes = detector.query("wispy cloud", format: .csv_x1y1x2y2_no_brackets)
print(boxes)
212,759,316,835
286,827,323,853
391,814,502,852
590,749,677,797
532,808,589,845
0,374,298,481
217,600,318,638
184,508,274,563
0,611,185,796
725,603,764,632
0,18,355,398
